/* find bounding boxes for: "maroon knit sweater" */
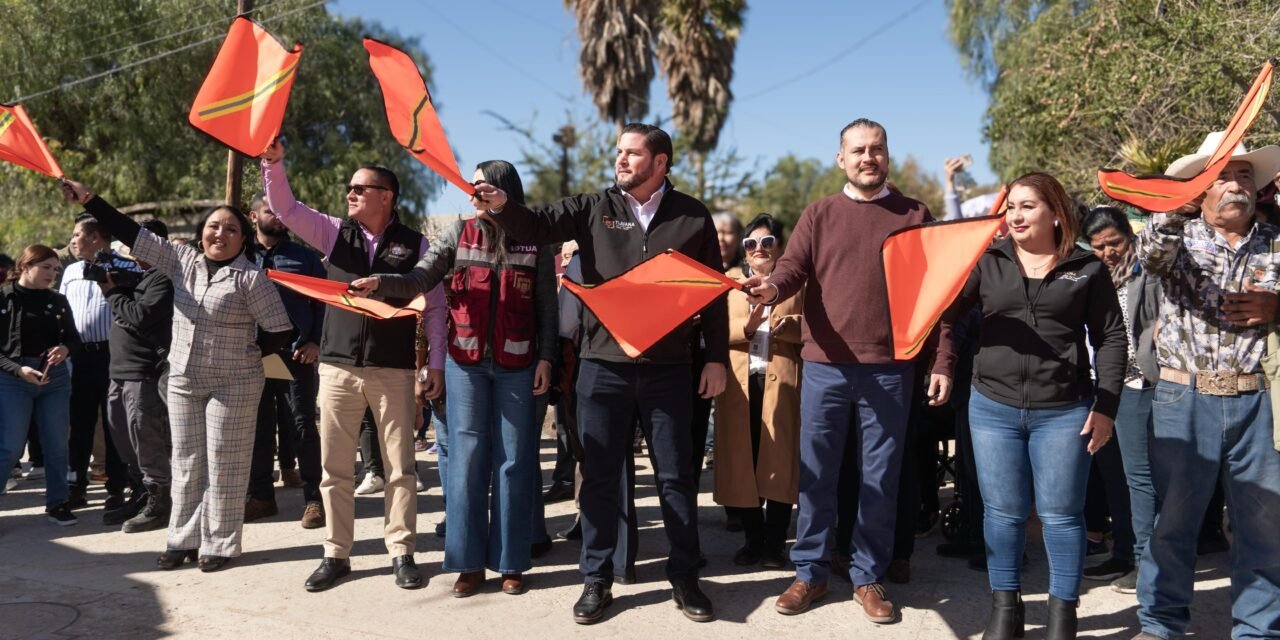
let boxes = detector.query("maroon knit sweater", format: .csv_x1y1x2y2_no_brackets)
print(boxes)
767,190,954,374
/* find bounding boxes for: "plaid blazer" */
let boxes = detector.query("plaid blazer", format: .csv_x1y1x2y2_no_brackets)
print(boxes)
132,231,292,377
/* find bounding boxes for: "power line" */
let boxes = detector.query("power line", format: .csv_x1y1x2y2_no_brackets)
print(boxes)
10,0,327,104
79,0,311,64
737,0,931,102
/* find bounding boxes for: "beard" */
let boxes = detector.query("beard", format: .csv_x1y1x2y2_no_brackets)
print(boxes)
259,222,289,238
849,166,887,191
616,165,654,192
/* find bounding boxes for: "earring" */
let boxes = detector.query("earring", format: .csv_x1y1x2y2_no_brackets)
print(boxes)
1053,219,1060,227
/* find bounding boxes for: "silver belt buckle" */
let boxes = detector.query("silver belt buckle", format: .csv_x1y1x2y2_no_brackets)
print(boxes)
1196,370,1239,396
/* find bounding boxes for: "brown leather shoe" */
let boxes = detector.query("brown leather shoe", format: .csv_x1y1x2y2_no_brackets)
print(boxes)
452,570,484,598
774,579,828,615
501,573,526,595
280,468,304,488
243,497,278,523
853,582,896,624
300,501,325,529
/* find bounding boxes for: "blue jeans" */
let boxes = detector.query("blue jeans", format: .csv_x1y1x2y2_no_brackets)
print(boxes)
0,358,72,508
443,357,538,574
969,389,1092,601
530,393,551,545
1114,385,1156,565
791,360,913,586
1138,381,1280,639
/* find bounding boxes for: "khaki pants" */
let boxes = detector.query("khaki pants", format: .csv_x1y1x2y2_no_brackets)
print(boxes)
317,363,417,559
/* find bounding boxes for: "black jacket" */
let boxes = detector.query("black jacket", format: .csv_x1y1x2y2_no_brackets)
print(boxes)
0,283,82,377
106,268,174,381
945,239,1127,419
492,181,729,365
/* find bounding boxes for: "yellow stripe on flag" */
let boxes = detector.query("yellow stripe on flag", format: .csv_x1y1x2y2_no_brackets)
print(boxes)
0,111,15,139
197,60,300,121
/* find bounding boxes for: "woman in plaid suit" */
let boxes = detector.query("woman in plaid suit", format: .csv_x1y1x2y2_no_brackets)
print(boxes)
62,180,293,572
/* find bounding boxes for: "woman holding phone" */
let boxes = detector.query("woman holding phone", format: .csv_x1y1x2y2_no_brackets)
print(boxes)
0,244,82,525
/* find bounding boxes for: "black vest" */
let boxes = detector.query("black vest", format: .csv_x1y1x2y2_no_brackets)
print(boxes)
320,217,423,369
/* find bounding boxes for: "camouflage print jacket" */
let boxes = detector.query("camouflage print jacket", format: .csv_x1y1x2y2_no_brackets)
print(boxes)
1135,213,1280,374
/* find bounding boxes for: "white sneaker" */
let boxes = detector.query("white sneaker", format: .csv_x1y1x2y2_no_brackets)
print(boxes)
23,466,45,480
355,473,385,495
415,474,426,493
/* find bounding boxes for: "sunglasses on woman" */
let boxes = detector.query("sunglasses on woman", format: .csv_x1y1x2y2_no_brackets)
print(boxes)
742,235,777,252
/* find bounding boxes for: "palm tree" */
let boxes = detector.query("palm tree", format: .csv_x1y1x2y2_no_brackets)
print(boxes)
654,0,744,200
565,0,658,132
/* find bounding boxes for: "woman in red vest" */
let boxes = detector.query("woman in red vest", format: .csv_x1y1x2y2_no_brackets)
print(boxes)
351,160,557,596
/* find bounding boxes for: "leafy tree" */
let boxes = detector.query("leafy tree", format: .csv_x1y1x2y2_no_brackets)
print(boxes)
565,0,657,131
0,0,443,252
949,0,1280,199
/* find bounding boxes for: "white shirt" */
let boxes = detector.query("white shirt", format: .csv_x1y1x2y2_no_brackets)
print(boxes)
622,182,668,231
842,183,891,202
748,304,772,375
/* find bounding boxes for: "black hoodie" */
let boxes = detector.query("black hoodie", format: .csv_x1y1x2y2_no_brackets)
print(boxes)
944,238,1128,419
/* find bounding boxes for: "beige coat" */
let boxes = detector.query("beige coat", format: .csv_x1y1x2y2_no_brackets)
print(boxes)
713,267,804,507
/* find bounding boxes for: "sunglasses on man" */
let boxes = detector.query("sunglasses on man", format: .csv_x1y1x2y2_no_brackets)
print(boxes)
347,183,392,197
742,235,777,252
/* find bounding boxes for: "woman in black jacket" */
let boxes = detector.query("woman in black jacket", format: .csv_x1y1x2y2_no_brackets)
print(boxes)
0,244,82,525
947,173,1127,639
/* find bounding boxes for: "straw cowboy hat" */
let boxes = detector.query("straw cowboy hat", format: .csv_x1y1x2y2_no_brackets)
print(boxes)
1166,130,1280,182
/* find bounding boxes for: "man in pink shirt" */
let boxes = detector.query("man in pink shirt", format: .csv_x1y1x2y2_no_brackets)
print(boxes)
259,139,446,593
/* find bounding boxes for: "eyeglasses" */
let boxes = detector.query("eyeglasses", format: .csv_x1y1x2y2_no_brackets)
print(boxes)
742,235,777,252
346,183,391,197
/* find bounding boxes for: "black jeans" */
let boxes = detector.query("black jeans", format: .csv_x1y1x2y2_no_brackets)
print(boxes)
576,360,698,586
69,348,126,495
551,399,577,487
249,359,321,503
726,373,793,549
688,340,713,487
359,409,383,479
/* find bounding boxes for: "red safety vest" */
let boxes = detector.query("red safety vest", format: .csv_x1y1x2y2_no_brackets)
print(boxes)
447,220,539,369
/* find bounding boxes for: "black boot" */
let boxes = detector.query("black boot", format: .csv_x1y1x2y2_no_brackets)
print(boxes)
123,484,170,533
982,590,1024,639
104,487,148,525
1045,595,1078,640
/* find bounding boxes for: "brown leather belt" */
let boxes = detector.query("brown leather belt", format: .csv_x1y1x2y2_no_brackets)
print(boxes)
1159,367,1269,396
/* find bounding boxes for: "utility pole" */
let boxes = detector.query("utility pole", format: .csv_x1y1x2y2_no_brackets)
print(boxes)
224,0,254,206
552,124,575,198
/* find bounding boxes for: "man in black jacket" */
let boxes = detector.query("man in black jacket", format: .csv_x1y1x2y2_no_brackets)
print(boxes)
475,123,728,625
102,219,174,532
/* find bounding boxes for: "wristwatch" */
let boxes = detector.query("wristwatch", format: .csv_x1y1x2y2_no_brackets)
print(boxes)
417,367,431,384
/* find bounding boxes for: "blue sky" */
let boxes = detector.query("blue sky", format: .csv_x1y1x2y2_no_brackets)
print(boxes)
330,0,995,214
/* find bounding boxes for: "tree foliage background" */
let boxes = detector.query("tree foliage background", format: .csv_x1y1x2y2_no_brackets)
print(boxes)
947,0,1280,200
0,0,443,254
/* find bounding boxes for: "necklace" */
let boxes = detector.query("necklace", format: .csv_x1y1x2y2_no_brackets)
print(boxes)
1020,253,1055,275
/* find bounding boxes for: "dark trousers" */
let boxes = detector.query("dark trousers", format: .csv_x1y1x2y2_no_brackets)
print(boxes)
726,373,792,549
359,409,384,479
576,359,698,586
105,378,171,489
250,360,321,503
26,419,43,467
1086,435,1135,562
792,361,913,586
688,343,712,487
952,384,986,548
551,400,577,487
69,349,126,495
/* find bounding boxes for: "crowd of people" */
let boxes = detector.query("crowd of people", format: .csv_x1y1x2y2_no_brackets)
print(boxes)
0,118,1277,640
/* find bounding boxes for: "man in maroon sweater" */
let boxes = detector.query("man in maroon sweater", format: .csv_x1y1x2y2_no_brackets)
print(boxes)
745,119,954,624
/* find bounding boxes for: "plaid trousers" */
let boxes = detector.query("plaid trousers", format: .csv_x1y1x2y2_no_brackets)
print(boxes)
166,372,265,557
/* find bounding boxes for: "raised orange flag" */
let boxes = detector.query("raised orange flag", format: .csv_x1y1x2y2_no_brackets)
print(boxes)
266,269,424,320
363,37,475,196
562,251,740,359
189,17,303,157
883,187,1008,360
0,103,63,178
1098,59,1275,212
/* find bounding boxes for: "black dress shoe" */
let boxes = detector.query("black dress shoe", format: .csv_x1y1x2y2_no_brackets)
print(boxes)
616,567,638,585
64,491,89,511
305,558,351,592
198,555,231,572
103,492,126,511
156,549,197,570
392,555,424,589
734,542,764,566
573,582,612,625
556,522,582,541
672,580,715,622
543,482,575,503
761,546,787,569
531,539,554,559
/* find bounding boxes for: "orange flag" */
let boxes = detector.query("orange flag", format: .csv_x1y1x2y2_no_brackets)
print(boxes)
266,269,424,320
883,187,1008,360
363,37,475,196
0,103,63,178
188,17,303,157
562,251,740,359
1098,59,1275,211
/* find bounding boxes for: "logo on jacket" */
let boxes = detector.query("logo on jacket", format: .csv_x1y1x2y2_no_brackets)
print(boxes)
1056,272,1087,282
602,216,636,231
387,242,409,258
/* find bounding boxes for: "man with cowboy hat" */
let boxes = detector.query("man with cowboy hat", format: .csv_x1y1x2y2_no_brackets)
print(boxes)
1131,131,1280,640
